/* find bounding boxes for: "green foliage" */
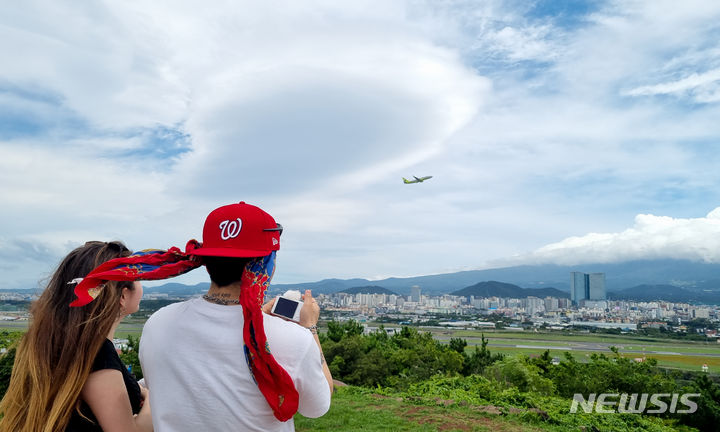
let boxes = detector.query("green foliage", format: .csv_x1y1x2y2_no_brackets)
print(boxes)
322,321,466,388
119,335,143,379
448,337,467,354
0,347,16,399
679,373,720,431
0,331,23,398
461,333,504,375
325,320,364,343
547,350,676,398
485,356,555,395
321,325,719,431
0,331,23,349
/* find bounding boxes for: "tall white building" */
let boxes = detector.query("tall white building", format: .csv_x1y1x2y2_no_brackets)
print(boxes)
588,273,606,300
570,272,606,304
411,285,421,303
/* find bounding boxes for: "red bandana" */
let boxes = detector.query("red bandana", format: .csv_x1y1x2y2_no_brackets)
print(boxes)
240,252,299,421
69,240,202,307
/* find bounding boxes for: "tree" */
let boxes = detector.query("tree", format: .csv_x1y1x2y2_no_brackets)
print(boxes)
0,347,16,398
322,323,464,388
681,374,720,430
449,337,467,354
119,335,143,379
326,320,364,343
462,334,503,376
484,356,555,395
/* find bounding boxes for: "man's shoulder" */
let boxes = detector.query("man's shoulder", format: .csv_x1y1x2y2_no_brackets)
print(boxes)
145,299,194,326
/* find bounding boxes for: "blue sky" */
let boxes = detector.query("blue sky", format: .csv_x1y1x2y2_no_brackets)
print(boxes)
2,0,720,290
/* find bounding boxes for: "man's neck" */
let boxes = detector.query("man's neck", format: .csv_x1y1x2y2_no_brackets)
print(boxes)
206,281,242,298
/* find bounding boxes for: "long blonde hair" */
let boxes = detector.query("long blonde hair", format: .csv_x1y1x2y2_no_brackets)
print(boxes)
0,241,133,432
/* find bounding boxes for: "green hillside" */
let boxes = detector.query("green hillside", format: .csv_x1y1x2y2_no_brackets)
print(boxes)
295,384,688,432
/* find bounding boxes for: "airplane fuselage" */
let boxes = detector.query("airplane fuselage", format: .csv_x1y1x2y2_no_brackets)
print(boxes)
403,175,433,184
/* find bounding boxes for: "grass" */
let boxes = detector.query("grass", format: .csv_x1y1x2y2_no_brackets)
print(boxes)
486,346,720,372
295,386,692,432
442,329,710,346
294,387,552,432
423,327,720,373
0,320,145,340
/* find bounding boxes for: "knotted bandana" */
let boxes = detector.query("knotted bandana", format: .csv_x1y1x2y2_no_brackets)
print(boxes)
69,240,203,307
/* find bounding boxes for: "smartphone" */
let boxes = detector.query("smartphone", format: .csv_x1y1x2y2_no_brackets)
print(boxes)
270,295,303,322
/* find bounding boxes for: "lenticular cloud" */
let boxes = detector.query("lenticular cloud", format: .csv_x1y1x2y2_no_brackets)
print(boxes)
519,208,720,265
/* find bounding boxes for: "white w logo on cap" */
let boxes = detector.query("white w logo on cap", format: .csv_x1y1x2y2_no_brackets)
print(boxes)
219,218,242,240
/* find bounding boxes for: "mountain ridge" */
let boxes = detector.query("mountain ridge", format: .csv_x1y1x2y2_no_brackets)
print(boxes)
336,285,398,295
451,281,569,299
139,259,720,304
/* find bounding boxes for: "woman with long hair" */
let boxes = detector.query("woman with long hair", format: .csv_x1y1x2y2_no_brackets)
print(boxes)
0,241,152,432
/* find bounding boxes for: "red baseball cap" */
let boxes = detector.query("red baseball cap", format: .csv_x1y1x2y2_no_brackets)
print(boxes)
190,202,282,258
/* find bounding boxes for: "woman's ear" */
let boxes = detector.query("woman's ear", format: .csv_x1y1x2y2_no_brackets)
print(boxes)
119,286,130,309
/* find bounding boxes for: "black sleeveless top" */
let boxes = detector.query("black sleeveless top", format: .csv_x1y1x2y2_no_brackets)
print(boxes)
65,339,143,431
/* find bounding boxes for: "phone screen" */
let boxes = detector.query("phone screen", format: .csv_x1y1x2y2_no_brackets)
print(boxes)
274,296,299,319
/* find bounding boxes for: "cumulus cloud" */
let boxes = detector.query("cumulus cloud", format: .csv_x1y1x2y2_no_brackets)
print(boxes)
504,208,720,266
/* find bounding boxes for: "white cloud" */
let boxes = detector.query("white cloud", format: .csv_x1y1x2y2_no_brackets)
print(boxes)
0,1,188,130
624,68,720,103
505,208,720,266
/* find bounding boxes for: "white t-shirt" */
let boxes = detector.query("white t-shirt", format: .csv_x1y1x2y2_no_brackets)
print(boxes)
139,297,331,432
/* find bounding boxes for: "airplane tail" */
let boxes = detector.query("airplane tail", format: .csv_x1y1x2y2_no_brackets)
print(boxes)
403,177,411,184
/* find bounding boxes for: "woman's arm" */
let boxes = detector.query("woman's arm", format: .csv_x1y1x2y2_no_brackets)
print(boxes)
81,369,153,432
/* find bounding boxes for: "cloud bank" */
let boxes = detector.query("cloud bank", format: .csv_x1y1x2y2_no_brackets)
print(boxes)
503,208,720,266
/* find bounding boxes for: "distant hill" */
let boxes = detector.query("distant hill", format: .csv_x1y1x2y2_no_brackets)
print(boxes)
144,282,209,295
336,286,398,295
136,259,720,304
452,281,569,299
271,259,720,296
609,284,720,304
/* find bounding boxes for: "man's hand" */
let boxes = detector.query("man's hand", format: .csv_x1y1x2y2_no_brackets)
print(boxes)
262,297,276,314
299,289,319,328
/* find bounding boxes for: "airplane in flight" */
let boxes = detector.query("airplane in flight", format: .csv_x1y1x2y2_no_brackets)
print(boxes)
403,175,433,184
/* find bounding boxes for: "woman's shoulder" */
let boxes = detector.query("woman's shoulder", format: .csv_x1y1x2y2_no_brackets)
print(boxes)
91,339,124,372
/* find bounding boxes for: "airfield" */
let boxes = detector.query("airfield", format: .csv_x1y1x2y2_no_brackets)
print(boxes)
429,328,720,371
